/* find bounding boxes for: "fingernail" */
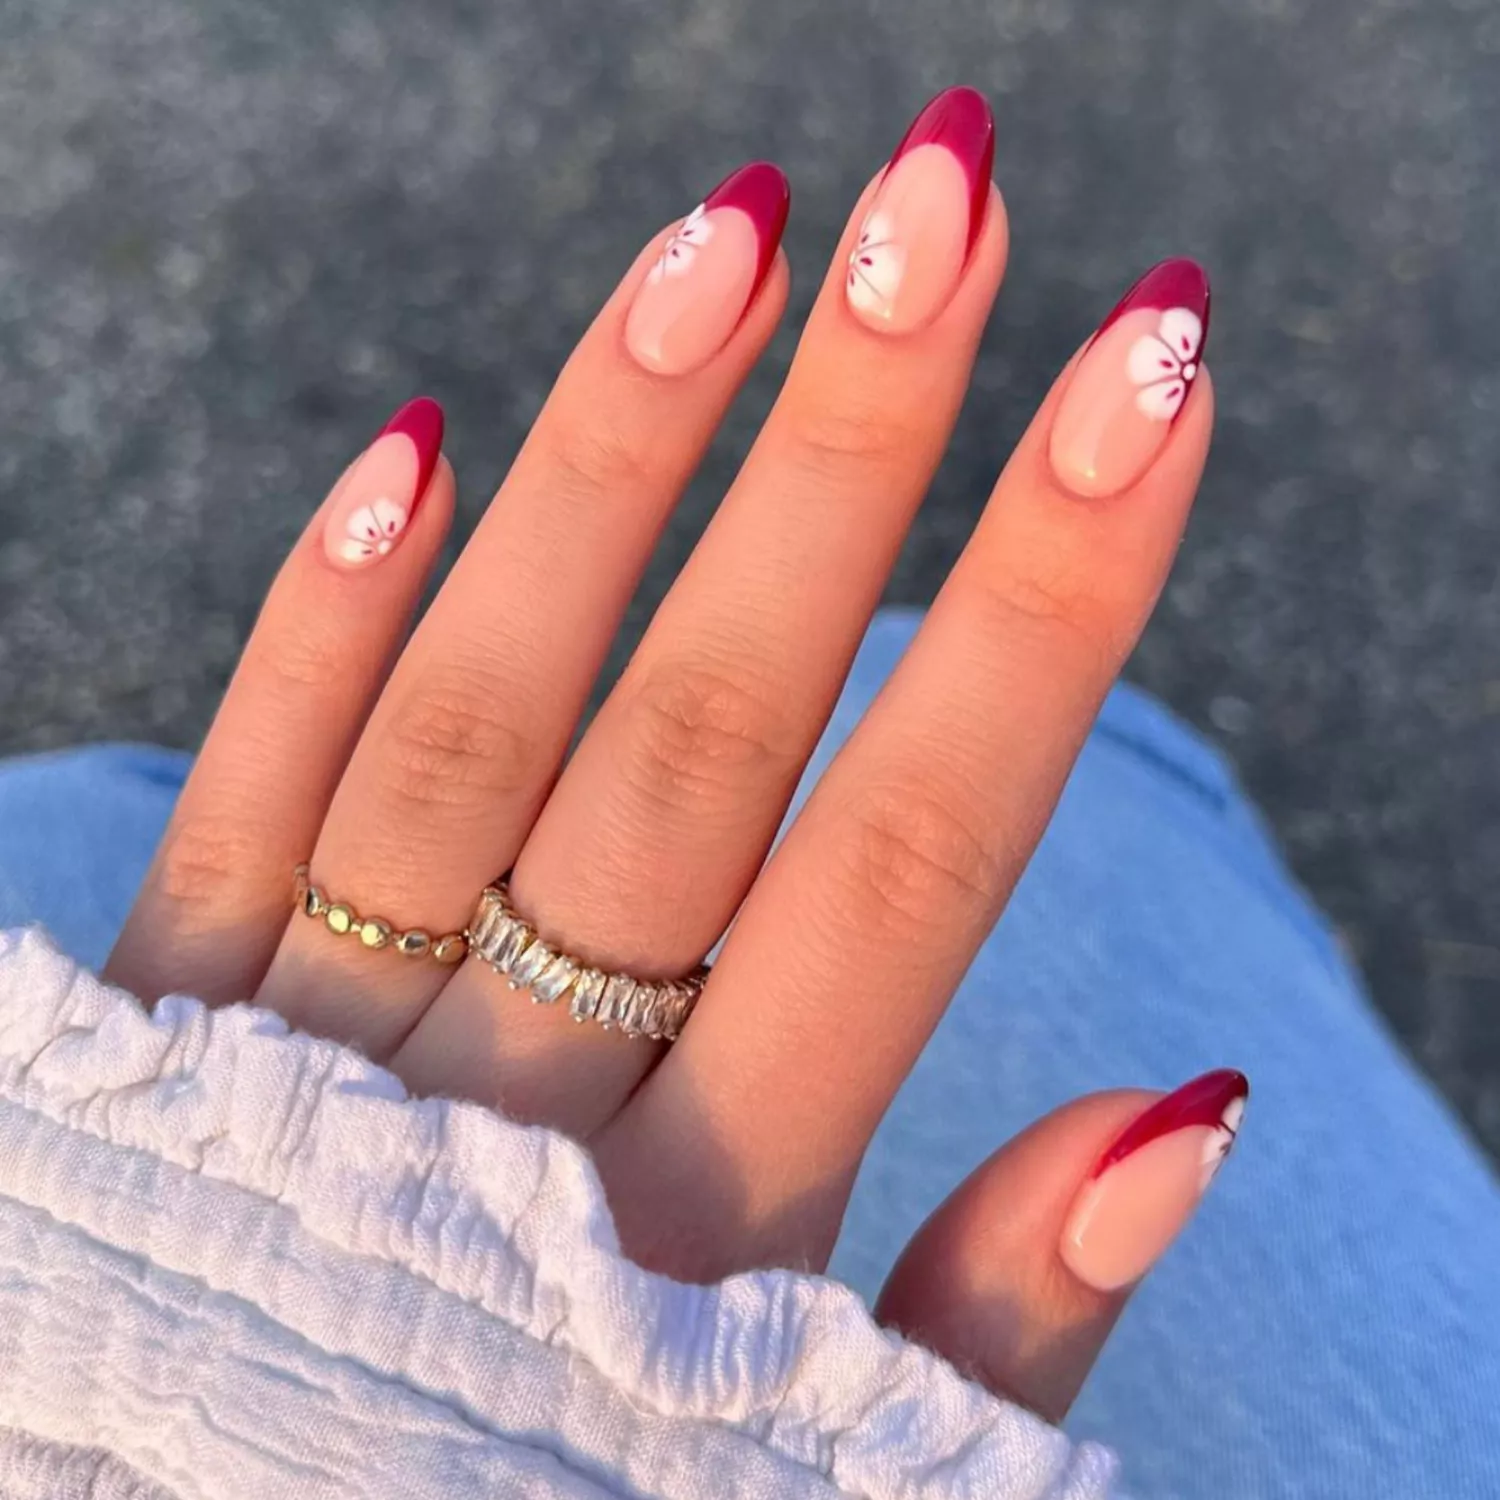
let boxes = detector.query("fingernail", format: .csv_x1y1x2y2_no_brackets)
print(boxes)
845,85,995,334
1048,257,1211,499
624,161,790,376
1060,1068,1248,1293
323,397,444,570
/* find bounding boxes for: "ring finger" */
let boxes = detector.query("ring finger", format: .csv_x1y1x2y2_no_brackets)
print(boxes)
401,88,1006,1132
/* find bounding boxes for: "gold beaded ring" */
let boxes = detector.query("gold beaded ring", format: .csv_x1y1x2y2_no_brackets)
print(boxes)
292,864,468,965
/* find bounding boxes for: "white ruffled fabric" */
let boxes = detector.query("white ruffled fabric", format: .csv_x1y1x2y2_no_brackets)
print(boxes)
0,927,1120,1500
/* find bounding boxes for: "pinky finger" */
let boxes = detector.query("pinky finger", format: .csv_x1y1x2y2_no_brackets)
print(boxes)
105,398,453,1005
875,1069,1248,1423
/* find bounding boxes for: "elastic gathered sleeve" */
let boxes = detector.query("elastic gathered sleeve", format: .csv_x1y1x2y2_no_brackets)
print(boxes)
0,926,1121,1500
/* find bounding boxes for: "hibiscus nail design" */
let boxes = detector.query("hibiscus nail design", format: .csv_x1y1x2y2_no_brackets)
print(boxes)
323,397,444,569
1060,1068,1248,1293
624,161,790,376
845,85,995,334
1048,257,1211,499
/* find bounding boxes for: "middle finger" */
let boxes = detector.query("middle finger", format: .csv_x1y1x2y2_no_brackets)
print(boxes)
403,88,1006,1130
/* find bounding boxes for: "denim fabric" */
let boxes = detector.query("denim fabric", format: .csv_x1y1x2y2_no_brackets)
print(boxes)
0,606,1496,1499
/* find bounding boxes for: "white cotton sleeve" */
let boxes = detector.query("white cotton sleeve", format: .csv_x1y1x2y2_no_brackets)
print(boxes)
0,926,1121,1500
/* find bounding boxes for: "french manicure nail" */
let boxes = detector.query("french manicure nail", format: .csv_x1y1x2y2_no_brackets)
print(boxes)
323,397,444,569
845,85,995,334
624,161,790,376
1048,257,1211,499
1060,1068,1248,1293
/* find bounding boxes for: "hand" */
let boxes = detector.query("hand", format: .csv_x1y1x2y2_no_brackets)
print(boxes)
107,88,1234,1424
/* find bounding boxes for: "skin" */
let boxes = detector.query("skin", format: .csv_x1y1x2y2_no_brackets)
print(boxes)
105,149,1215,1423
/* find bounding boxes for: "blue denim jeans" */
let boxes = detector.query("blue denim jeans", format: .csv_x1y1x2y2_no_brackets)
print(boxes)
2,608,1496,1499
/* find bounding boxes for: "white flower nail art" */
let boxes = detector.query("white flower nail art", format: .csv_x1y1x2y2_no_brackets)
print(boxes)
845,210,906,315
1126,307,1204,422
338,497,408,564
646,203,715,284
1198,1092,1245,1187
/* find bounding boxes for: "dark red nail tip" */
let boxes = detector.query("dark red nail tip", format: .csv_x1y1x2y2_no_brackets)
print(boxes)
887,85,995,255
379,396,445,500
1089,1069,1248,1180
1096,257,1212,346
703,161,791,293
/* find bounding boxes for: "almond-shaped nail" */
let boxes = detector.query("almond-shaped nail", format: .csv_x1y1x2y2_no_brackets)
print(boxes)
1048,257,1211,499
323,397,444,569
845,85,995,334
1060,1068,1248,1293
624,162,790,376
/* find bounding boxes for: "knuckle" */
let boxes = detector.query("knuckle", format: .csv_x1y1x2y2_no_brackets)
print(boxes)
544,419,657,502
378,670,540,814
970,559,1121,679
615,657,797,818
783,397,923,483
828,778,1005,942
152,812,269,926
252,622,345,696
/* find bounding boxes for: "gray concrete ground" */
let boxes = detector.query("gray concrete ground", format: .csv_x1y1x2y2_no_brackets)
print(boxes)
0,1,1496,1154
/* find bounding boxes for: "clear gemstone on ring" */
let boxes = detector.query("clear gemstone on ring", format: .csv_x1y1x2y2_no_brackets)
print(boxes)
618,983,645,1037
570,968,606,1022
659,981,692,1040
493,919,535,973
653,983,681,1037
617,981,650,1036
469,898,504,952
638,983,670,1038
647,984,672,1040
599,973,637,1030
531,953,580,1004
510,940,558,990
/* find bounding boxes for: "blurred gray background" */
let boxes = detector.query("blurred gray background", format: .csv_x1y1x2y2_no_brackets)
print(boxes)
0,1,1496,1155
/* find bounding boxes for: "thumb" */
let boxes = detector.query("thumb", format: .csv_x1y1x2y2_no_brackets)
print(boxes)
875,1069,1248,1423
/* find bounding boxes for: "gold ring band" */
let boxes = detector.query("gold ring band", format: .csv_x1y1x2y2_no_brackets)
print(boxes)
292,864,468,964
467,883,707,1042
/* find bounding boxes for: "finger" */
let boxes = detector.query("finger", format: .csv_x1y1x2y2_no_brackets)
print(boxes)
610,261,1216,1273
256,165,791,1055
106,399,452,1005
876,1072,1248,1423
404,89,1005,1133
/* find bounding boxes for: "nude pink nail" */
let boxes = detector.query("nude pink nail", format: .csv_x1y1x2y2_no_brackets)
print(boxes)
1048,258,1211,499
322,397,444,570
845,85,995,334
1060,1068,1247,1293
624,162,790,376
